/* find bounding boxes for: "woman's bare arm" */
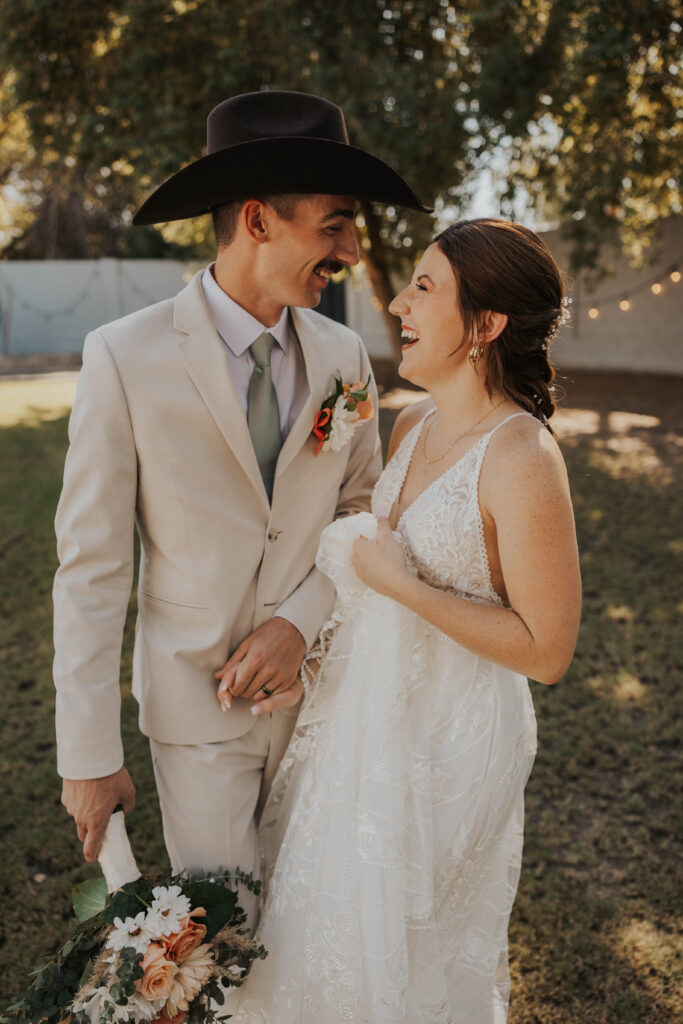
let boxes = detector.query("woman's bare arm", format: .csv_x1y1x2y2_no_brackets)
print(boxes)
352,418,581,684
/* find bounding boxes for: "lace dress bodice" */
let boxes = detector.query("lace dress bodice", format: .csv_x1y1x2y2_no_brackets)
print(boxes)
373,411,530,604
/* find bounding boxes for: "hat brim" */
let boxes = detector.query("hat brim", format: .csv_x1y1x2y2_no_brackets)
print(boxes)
132,137,433,225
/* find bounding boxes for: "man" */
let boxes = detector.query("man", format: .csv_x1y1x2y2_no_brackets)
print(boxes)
54,91,431,899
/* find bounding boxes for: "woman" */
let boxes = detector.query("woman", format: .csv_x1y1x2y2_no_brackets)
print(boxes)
230,219,581,1022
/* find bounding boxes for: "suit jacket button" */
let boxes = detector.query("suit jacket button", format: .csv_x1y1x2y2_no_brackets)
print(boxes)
268,530,278,542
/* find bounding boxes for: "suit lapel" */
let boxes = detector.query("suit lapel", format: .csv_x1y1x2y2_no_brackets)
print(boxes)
275,307,329,480
173,272,269,509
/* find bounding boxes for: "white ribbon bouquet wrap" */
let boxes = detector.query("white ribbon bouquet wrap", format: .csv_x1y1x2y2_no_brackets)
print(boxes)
97,810,141,892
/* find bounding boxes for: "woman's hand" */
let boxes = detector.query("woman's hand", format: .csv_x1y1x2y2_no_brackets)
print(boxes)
351,517,412,599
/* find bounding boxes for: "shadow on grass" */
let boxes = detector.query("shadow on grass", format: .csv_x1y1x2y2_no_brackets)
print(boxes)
1,387,681,1021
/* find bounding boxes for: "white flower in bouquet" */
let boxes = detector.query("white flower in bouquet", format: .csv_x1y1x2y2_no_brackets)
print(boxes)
146,883,192,935
111,991,159,1021
323,395,359,452
106,910,154,953
71,984,112,1019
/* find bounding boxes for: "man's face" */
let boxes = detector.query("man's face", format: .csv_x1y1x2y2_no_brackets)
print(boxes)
260,194,360,310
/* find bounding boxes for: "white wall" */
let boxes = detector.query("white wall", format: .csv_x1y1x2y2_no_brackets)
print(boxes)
0,259,198,356
0,256,397,361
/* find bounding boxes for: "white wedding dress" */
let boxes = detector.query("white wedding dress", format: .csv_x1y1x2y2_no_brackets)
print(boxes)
232,412,537,1024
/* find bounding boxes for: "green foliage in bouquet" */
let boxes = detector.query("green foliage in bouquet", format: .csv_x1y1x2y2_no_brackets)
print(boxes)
2,869,265,1024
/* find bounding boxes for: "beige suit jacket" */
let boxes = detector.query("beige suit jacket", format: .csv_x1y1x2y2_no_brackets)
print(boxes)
53,270,382,779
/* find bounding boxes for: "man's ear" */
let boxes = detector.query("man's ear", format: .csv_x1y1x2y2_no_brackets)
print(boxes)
242,200,269,243
480,310,508,344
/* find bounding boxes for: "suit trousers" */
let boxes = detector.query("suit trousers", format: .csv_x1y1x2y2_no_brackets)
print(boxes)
149,709,297,931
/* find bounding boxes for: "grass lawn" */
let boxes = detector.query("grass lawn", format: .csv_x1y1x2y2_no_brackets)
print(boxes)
1,369,681,1022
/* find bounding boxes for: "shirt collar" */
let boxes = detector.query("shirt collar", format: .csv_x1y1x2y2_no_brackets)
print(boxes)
201,265,290,356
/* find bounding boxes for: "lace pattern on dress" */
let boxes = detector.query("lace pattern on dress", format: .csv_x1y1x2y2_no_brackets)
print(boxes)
373,411,530,607
234,413,538,1024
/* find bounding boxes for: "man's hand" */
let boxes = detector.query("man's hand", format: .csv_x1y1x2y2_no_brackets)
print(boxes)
215,617,306,709
250,676,304,716
61,767,135,863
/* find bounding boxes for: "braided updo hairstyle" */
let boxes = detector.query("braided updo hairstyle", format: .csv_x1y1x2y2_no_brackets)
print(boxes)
434,219,566,431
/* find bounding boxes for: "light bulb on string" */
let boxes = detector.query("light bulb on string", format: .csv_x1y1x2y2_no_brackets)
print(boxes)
670,270,681,284
619,298,631,312
588,306,600,319
651,282,663,295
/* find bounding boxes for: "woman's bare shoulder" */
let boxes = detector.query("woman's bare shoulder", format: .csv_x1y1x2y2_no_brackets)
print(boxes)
482,411,570,506
386,396,434,461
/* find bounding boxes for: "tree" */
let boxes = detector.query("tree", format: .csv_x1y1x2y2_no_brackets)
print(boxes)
0,0,474,353
1,1,680,348
464,0,682,272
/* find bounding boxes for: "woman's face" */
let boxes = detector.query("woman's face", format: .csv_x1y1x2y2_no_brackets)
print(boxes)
388,244,468,389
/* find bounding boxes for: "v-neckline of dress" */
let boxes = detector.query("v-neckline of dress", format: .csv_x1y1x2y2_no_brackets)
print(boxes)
391,409,532,531
391,411,486,530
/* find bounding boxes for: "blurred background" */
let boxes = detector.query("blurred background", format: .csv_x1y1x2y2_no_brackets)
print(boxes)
1,2,681,1021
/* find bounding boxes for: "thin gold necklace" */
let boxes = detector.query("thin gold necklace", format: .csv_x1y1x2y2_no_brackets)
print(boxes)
421,399,506,465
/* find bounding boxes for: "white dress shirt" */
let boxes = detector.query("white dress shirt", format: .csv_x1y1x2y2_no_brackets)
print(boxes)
201,265,308,438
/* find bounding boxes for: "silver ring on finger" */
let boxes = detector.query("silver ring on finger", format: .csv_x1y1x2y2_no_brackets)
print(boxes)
261,685,274,697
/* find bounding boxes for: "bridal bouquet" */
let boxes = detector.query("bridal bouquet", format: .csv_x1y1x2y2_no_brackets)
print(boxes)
3,813,265,1024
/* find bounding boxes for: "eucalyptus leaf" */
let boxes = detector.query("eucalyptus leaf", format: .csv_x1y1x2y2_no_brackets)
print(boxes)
79,956,95,989
100,877,153,924
72,877,108,922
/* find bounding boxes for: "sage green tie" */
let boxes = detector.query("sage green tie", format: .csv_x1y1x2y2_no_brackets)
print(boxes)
247,332,281,500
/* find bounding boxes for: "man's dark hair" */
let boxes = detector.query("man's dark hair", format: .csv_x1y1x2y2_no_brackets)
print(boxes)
212,194,306,248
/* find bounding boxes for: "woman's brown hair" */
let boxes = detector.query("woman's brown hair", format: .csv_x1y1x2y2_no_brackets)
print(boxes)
434,218,566,430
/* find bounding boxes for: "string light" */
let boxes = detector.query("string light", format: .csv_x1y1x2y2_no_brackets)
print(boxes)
579,256,681,321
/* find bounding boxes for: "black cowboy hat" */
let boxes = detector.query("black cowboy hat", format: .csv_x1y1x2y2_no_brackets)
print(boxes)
132,90,432,225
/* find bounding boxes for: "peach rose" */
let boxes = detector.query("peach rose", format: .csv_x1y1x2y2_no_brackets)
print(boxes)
346,382,374,422
137,942,178,1001
163,907,207,963
354,395,374,421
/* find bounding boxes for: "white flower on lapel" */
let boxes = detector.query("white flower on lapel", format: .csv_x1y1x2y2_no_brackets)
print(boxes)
326,395,360,451
312,375,374,455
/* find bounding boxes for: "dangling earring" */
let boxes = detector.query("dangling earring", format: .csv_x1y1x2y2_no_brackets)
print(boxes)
469,336,484,367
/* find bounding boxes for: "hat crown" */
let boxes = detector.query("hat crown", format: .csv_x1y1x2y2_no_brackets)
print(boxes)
207,91,349,153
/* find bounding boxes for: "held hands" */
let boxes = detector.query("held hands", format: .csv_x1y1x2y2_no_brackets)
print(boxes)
61,766,135,863
215,616,306,716
352,517,412,599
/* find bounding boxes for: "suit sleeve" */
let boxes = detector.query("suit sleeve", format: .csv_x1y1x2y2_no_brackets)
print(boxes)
53,331,137,779
274,335,382,649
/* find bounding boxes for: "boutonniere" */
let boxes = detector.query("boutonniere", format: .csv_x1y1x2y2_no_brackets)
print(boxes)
312,374,375,455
